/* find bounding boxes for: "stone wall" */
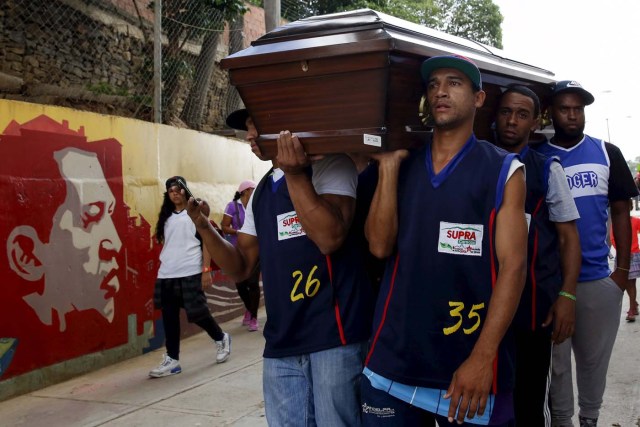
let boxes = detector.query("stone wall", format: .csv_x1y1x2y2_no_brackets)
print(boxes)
0,0,266,129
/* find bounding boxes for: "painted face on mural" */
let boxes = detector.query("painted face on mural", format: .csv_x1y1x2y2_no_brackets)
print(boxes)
7,148,122,332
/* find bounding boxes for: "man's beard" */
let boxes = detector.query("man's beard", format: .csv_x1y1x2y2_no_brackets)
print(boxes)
554,123,585,141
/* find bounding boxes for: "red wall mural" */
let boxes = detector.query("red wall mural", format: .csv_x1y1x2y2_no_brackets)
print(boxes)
0,115,160,380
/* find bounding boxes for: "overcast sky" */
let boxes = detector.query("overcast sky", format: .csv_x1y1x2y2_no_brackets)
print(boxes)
493,0,640,161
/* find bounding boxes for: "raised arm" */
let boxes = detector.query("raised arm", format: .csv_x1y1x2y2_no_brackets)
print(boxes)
186,197,258,282
446,167,527,423
277,131,356,254
364,150,409,258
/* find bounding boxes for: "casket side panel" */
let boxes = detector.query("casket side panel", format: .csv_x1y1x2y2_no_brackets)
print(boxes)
231,51,391,158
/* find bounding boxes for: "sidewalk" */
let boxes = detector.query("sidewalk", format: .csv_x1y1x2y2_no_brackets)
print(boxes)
0,309,268,427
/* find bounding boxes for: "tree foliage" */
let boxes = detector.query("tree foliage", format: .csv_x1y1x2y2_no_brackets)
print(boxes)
150,0,247,126
435,0,503,48
276,0,503,48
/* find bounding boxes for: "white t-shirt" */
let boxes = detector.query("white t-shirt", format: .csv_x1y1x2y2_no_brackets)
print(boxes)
240,154,357,237
157,210,203,278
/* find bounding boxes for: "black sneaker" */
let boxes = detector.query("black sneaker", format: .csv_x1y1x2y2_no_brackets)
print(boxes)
579,416,597,427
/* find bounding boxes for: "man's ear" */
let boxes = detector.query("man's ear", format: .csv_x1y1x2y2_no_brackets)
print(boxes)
532,116,541,132
7,226,45,282
475,90,486,108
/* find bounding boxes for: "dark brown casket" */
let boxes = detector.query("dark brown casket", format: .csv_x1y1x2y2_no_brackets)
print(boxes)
221,9,556,159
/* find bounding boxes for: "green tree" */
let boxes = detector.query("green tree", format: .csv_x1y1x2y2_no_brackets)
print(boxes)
180,0,247,129
151,0,246,126
435,0,503,48
275,0,502,48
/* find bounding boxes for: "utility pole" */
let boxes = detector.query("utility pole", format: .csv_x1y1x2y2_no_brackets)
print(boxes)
153,0,162,123
264,0,281,33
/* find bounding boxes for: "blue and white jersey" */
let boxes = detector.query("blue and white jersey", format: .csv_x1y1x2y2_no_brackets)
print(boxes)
535,136,611,282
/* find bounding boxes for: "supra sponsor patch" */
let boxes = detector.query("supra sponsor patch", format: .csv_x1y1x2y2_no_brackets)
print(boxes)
438,221,483,256
277,210,306,240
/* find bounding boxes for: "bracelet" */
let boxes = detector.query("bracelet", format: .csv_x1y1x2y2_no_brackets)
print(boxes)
558,291,576,302
617,267,630,272
203,267,212,273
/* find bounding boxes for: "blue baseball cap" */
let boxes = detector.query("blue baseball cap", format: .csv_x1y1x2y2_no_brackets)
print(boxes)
421,54,482,90
551,80,594,105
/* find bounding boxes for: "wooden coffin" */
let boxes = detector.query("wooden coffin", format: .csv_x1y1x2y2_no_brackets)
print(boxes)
221,9,556,158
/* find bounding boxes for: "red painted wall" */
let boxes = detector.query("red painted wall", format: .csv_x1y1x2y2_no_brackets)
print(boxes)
0,115,161,380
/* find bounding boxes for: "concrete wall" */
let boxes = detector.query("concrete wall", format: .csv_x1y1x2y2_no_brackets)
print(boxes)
0,99,271,400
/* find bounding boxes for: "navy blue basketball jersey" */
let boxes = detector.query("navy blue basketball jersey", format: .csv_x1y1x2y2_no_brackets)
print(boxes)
514,147,562,332
253,170,373,358
365,136,518,392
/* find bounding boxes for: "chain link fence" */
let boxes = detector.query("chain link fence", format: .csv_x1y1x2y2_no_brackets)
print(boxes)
0,0,249,132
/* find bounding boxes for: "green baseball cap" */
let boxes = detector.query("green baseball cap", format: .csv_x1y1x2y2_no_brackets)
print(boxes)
421,54,482,90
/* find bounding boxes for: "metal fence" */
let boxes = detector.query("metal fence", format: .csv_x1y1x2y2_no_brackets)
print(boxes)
0,0,248,132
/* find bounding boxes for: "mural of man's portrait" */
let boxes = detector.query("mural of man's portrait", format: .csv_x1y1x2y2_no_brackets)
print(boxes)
8,147,122,331
0,115,158,380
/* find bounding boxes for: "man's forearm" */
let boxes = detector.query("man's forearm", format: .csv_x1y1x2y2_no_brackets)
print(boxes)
557,221,581,294
471,262,525,360
365,160,401,258
195,220,248,280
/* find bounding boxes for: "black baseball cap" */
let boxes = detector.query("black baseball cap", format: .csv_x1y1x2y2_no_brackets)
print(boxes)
551,80,594,105
165,176,186,189
226,108,249,131
421,54,482,90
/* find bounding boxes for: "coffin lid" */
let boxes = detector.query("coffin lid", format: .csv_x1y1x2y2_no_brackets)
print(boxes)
221,9,555,85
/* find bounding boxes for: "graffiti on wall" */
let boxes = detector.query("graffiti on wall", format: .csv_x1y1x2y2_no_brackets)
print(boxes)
0,115,160,380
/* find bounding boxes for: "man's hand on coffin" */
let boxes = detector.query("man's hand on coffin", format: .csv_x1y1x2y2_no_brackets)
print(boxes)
277,130,311,175
370,149,409,172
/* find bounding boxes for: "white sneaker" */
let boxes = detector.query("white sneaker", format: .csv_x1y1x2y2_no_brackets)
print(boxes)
149,354,181,378
216,332,231,363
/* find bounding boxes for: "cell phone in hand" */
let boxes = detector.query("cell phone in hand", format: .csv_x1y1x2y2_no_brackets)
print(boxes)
176,178,196,202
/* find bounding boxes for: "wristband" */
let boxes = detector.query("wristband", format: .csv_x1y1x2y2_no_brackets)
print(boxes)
617,267,630,272
203,267,212,273
558,291,576,302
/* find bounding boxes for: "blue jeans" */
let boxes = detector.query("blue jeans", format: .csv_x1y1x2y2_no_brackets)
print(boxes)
263,341,367,427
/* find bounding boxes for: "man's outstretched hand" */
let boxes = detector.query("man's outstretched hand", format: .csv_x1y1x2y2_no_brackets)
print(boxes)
185,195,210,229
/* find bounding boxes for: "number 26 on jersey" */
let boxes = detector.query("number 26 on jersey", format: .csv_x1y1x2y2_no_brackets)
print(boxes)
290,265,321,302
